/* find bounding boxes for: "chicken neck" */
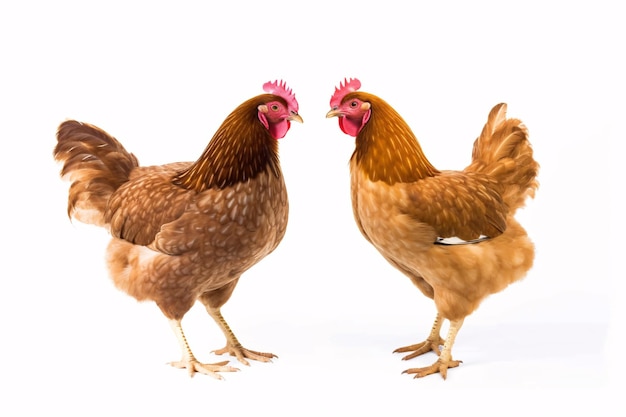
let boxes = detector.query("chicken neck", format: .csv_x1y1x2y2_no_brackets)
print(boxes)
173,98,281,191
354,96,440,185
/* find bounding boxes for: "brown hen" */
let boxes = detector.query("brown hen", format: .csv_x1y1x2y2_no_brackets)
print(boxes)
327,78,539,379
53,81,302,379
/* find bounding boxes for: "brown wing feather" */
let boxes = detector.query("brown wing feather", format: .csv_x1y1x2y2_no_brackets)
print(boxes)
105,162,194,246
404,171,507,240
152,174,288,258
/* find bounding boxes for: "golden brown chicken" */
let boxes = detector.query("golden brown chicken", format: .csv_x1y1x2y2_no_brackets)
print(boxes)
54,80,302,379
326,78,539,379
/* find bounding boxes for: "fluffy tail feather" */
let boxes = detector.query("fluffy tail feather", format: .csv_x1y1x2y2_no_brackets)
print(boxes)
466,103,539,213
53,120,139,227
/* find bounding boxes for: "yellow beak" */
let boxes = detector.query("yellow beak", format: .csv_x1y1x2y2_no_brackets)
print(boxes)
288,113,304,123
326,109,341,118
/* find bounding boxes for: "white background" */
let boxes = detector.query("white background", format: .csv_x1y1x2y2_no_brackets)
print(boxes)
1,1,622,415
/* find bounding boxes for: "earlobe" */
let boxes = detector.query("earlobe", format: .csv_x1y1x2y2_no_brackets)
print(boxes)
361,102,371,111
362,108,371,126
257,104,268,114
257,110,269,130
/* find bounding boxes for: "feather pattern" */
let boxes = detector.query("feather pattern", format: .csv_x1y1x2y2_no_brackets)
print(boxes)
173,94,282,192
54,121,139,226
466,103,539,212
349,92,439,184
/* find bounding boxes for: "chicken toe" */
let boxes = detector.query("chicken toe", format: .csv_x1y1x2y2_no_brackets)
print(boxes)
401,318,464,380
394,313,445,360
394,337,445,360
402,358,462,380
168,319,240,379
169,359,239,379
212,345,276,366
206,307,276,366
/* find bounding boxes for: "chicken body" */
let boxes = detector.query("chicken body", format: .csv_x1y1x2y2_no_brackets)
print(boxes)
54,82,302,378
327,79,538,379
105,164,287,321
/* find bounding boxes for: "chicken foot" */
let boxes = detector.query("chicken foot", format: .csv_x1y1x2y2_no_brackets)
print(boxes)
168,319,239,379
394,313,446,360
402,318,464,380
206,307,277,366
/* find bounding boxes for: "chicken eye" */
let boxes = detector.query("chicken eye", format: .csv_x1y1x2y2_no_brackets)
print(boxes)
271,104,279,111
350,101,358,108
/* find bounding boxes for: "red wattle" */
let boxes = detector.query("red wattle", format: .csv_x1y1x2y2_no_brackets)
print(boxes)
339,117,361,137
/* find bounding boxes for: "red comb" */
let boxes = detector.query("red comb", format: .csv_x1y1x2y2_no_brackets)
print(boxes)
330,78,361,108
263,80,298,112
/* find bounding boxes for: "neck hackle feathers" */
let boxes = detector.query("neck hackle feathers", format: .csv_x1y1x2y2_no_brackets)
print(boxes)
172,81,292,192
330,78,439,184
